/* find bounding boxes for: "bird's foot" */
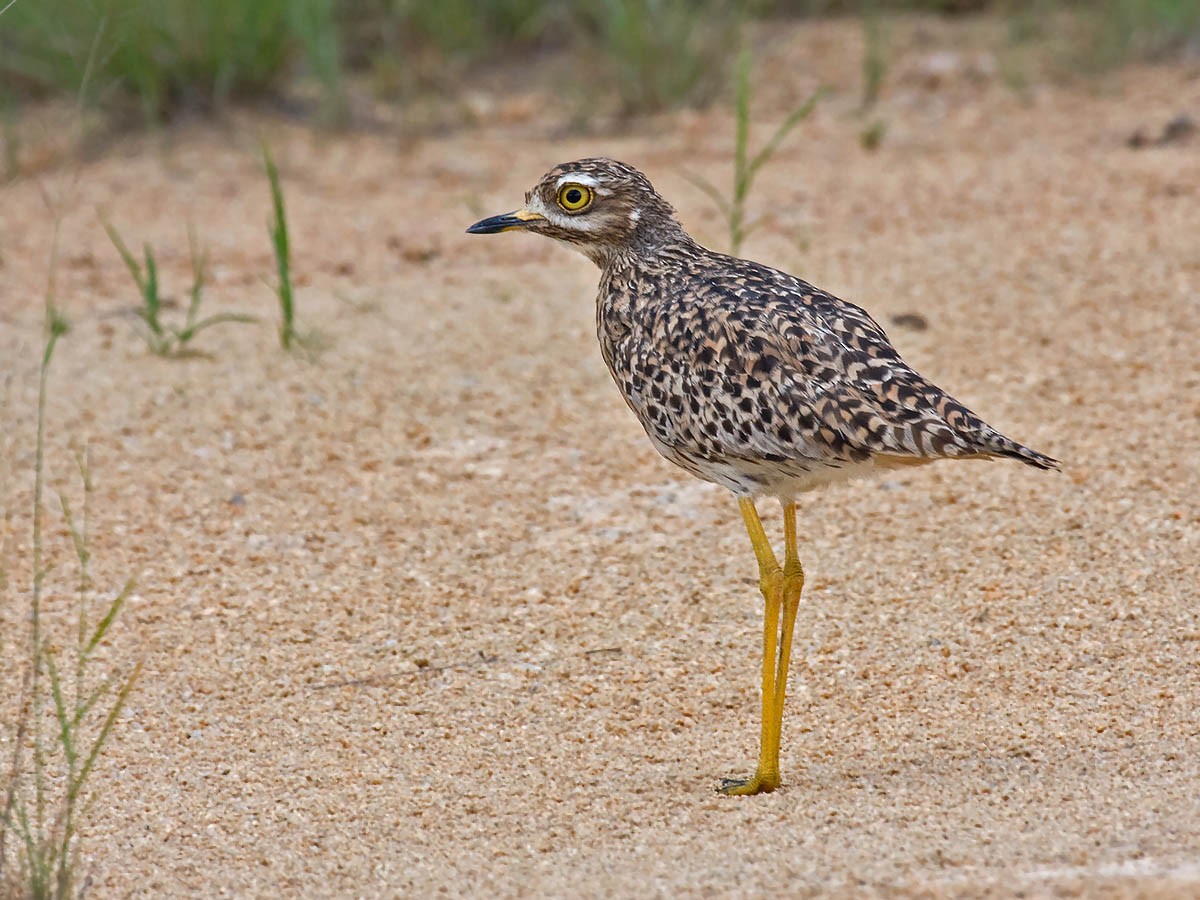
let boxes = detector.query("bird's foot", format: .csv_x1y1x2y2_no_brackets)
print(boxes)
717,772,780,796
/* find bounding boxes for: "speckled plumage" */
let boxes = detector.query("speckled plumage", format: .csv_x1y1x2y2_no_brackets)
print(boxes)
474,157,1057,498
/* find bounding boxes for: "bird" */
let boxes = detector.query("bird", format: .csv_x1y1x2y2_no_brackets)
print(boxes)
467,157,1057,796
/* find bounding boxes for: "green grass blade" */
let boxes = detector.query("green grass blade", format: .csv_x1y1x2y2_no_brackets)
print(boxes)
746,87,826,179
100,217,145,295
174,312,259,345
264,145,296,350
71,678,113,732
57,494,90,574
44,650,77,773
84,577,135,656
142,245,160,324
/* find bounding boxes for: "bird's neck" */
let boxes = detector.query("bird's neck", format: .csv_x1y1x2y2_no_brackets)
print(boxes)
595,220,699,275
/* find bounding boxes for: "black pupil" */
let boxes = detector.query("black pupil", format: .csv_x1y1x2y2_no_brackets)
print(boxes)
566,188,582,205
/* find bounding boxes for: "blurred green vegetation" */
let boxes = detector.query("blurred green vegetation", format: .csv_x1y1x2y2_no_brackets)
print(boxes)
0,0,1196,126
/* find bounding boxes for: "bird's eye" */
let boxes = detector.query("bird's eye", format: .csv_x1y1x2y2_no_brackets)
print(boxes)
556,183,594,213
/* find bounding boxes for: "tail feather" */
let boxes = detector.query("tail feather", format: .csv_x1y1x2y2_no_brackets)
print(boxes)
991,439,1059,471
936,394,1059,471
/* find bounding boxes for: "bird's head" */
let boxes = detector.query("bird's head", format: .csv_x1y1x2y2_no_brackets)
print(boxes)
467,158,682,266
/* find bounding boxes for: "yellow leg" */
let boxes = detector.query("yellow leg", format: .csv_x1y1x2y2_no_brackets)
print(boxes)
719,497,786,796
774,500,805,738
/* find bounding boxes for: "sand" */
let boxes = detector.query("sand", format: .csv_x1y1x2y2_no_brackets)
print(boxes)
2,17,1198,899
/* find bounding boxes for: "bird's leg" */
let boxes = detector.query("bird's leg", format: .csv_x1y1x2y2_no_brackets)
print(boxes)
719,496,785,796
773,499,805,747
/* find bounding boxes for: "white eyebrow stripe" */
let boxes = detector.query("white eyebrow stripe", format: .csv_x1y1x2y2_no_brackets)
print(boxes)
556,172,599,189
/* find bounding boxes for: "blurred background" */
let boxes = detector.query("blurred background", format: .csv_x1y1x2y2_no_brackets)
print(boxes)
2,0,1197,145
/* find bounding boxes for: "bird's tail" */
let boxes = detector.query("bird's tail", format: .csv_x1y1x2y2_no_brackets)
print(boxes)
988,437,1060,471
937,394,1059,471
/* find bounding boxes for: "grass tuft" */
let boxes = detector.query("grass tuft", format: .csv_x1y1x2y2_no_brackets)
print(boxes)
263,146,325,355
685,49,824,256
0,0,343,125
4,2,1199,128
1,281,138,900
101,217,256,358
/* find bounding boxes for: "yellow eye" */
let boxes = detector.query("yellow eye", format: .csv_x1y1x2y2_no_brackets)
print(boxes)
556,183,594,213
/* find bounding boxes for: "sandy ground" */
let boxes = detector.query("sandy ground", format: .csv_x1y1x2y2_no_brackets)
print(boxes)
2,18,1199,899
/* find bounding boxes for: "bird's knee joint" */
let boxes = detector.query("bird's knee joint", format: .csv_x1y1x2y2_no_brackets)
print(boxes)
758,567,784,599
779,562,804,605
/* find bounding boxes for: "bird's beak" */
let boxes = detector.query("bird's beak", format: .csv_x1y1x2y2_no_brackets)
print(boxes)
466,208,545,234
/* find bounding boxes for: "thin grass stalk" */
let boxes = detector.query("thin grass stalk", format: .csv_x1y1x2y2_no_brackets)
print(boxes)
692,48,823,257
44,650,76,894
746,88,825,182
263,146,296,351
30,205,70,887
55,451,88,898
69,448,92,688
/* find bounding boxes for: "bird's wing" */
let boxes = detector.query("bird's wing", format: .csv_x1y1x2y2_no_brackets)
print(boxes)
632,262,1028,467
746,272,1057,468
613,255,1056,472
